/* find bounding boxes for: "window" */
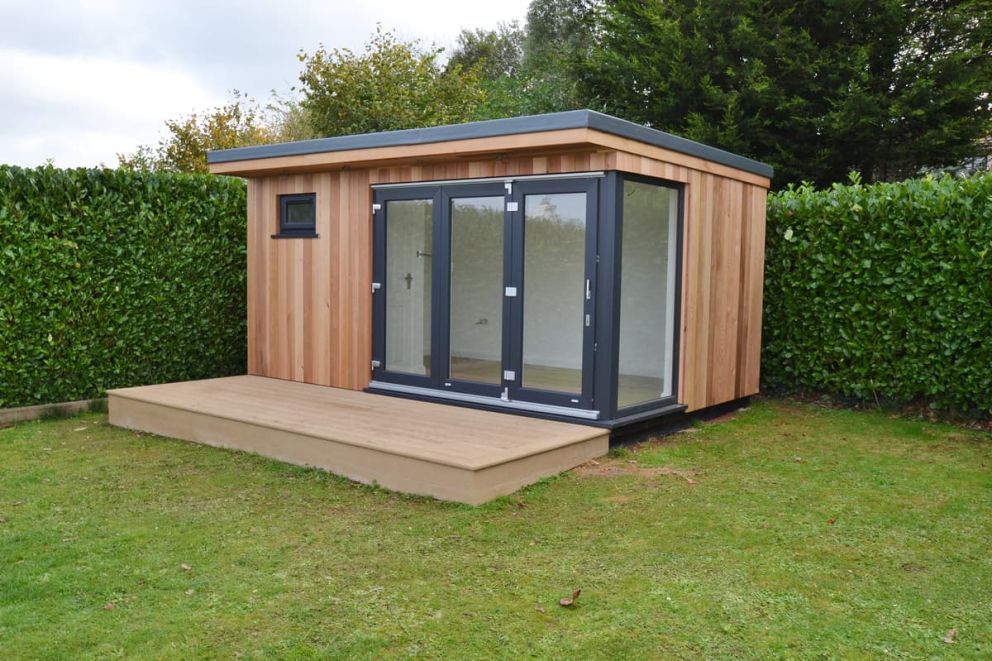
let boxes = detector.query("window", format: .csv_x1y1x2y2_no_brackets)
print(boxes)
616,179,679,410
276,193,317,237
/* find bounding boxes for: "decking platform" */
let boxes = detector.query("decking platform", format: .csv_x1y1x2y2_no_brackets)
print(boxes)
108,376,608,504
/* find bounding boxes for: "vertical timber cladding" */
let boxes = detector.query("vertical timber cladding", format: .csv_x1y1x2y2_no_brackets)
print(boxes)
245,148,769,412
678,169,767,412
247,171,372,389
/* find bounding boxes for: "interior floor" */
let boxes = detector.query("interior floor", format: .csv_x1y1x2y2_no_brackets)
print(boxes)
449,356,664,407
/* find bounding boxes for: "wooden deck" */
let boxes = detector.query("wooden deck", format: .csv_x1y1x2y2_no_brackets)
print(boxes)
107,376,608,505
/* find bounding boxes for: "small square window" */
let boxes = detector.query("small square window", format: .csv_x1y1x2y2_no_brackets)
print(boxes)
276,193,317,238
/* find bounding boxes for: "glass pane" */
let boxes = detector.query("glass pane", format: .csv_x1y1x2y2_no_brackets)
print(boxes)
617,181,678,409
522,192,586,394
285,200,313,225
385,199,433,376
449,196,504,384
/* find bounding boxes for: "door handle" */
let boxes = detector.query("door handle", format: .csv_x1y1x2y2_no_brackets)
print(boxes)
585,279,591,300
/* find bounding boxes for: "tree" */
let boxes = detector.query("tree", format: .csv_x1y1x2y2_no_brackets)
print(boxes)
581,0,992,186
444,2,597,119
298,26,488,137
447,22,524,81
118,93,283,173
517,0,598,114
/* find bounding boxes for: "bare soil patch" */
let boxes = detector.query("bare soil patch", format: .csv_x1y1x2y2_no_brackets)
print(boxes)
574,457,698,484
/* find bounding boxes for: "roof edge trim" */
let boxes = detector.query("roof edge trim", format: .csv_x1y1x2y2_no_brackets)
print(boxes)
207,110,774,179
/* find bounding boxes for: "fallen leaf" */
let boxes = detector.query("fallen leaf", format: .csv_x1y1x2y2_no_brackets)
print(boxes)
181,563,192,572
103,603,115,611
943,628,957,644
827,518,836,525
515,500,526,509
74,427,86,432
559,589,581,607
185,589,195,596
535,605,545,613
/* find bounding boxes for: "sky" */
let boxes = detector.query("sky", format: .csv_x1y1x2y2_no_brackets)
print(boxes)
0,0,532,168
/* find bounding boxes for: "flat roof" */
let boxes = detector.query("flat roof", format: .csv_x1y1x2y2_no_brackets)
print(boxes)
207,109,774,179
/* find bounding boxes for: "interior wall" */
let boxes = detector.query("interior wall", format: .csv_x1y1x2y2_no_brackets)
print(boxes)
616,183,678,379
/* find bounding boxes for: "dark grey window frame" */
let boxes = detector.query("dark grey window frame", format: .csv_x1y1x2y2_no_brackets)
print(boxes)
369,171,686,426
274,192,318,238
602,173,685,421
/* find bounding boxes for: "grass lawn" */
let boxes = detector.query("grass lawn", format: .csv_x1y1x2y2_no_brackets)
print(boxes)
1,400,990,659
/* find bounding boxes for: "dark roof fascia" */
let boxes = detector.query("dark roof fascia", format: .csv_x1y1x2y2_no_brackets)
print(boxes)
207,109,774,179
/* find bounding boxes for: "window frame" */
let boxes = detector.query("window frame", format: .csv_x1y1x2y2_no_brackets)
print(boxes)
607,172,685,418
274,192,318,238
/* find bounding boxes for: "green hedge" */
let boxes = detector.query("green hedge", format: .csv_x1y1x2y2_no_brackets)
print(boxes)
0,166,247,408
763,173,992,417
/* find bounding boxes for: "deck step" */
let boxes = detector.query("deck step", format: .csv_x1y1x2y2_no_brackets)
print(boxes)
108,376,609,505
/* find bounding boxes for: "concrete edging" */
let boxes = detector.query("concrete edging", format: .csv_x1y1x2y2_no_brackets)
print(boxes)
0,398,107,425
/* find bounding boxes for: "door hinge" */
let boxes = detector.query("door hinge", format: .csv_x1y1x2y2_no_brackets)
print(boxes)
506,201,519,212
593,342,598,352
595,254,600,264
504,181,512,196
371,282,381,293
371,359,381,369
372,203,381,214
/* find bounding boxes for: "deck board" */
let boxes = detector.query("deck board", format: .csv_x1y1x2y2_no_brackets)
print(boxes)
108,376,608,504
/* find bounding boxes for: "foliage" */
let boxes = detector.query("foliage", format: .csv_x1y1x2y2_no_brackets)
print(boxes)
581,0,992,187
443,1,597,119
2,401,990,657
763,172,992,416
117,92,282,174
299,26,488,137
0,166,247,408
447,22,525,81
520,0,597,111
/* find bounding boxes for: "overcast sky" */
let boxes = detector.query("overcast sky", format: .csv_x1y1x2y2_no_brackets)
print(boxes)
0,0,532,168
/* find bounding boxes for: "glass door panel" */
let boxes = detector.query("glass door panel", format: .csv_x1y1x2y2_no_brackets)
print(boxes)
373,177,599,414
385,199,433,376
449,196,504,385
521,192,587,394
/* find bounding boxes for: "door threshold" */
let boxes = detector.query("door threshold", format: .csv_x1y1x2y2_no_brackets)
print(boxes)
368,381,601,421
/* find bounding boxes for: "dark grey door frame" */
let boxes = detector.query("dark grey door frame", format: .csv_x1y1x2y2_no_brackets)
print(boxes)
505,177,599,410
372,176,603,412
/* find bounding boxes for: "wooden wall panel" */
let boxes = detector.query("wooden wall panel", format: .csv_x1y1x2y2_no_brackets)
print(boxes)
707,178,744,406
736,186,768,396
246,147,769,414
247,171,372,390
684,171,714,409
